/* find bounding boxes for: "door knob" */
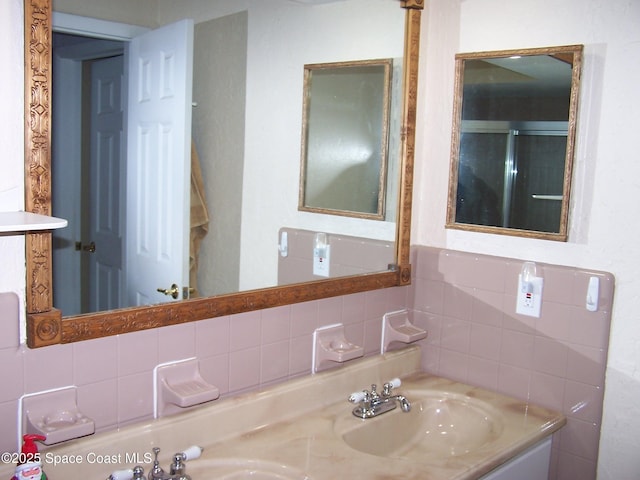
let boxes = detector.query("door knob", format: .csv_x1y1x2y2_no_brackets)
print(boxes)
75,241,96,253
157,284,180,299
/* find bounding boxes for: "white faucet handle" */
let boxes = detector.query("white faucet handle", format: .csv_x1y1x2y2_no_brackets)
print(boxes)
108,469,133,480
387,378,401,389
181,445,203,461
348,391,367,403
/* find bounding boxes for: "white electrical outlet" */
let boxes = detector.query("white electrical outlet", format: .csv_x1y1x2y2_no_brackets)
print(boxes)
313,245,330,277
516,274,543,317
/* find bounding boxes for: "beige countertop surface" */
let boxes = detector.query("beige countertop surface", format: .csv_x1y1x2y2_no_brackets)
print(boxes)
2,346,565,479
187,372,565,480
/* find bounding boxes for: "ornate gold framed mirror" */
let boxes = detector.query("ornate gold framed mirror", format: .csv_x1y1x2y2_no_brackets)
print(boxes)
24,0,424,347
446,45,583,241
299,58,393,220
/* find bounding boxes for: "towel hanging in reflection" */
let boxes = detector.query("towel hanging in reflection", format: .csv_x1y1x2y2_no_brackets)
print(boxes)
189,140,210,296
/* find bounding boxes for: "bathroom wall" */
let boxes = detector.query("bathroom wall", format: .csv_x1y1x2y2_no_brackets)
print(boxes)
0,243,613,480
193,11,247,296
277,228,394,285
54,0,158,28
0,286,408,454
2,0,639,478
0,0,25,300
408,246,613,480
414,1,640,478
48,0,402,297
156,0,403,292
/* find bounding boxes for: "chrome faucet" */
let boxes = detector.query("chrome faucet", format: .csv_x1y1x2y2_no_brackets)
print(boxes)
348,378,411,419
148,446,203,480
107,446,202,480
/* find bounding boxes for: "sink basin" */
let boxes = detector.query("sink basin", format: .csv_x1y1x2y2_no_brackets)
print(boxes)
187,458,311,479
335,390,504,458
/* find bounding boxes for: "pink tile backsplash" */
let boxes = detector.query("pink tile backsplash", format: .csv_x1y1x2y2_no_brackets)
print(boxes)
289,334,313,374
261,306,292,344
0,347,23,404
500,329,535,369
23,344,74,393
410,247,614,480
0,402,17,449
563,380,603,424
158,323,196,363
230,311,262,351
0,248,613,480
0,292,20,349
73,336,118,385
195,315,231,356
77,379,118,432
116,328,159,376
532,336,568,377
198,353,230,395
290,301,318,330
277,228,394,284
117,372,154,425
260,340,290,384
468,323,502,361
228,347,261,392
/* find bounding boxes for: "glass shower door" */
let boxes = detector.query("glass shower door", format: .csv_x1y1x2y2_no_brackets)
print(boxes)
456,121,568,232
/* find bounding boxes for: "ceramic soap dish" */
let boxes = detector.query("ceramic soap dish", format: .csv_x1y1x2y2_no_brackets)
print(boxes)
381,309,427,353
154,358,220,418
312,323,364,373
21,387,95,445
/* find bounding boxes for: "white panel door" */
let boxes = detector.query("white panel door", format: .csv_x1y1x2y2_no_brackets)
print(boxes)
126,19,194,307
89,54,125,312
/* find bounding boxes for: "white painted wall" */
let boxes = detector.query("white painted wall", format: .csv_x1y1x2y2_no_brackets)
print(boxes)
54,0,158,28
161,0,405,291
0,0,26,327
239,0,403,290
414,0,640,478
160,0,405,290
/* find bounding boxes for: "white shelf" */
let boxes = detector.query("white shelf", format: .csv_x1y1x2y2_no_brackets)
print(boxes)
0,212,68,233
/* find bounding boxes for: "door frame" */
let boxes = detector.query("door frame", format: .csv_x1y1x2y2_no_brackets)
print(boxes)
53,12,149,41
52,13,149,314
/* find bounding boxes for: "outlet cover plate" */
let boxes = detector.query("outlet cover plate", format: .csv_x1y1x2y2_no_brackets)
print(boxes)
516,275,543,317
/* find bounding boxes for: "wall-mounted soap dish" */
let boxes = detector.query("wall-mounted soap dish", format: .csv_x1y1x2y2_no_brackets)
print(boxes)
312,323,364,373
154,358,220,418
19,386,95,447
381,309,427,354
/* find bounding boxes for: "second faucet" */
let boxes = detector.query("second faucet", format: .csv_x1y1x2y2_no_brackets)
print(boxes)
348,378,411,419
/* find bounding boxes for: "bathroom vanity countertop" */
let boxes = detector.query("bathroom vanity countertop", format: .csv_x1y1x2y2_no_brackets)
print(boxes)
3,347,565,480
191,372,566,480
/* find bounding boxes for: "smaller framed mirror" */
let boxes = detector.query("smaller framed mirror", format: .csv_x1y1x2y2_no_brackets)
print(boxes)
446,45,583,241
299,59,393,220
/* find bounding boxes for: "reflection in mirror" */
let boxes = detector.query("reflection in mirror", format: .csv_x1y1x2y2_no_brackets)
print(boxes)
446,45,583,241
299,59,393,219
48,1,406,316
24,0,423,347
